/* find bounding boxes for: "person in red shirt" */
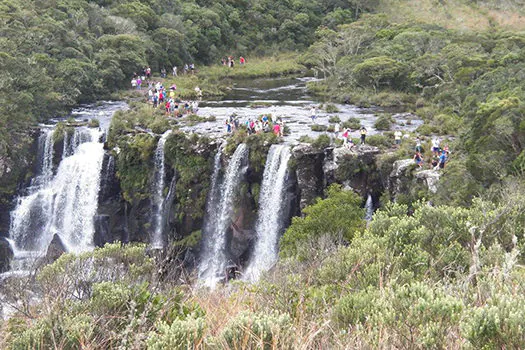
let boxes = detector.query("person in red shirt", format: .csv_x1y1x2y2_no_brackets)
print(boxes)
240,56,246,65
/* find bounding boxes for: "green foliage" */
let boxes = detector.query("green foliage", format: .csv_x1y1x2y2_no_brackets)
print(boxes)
311,134,331,149
342,118,361,130
115,133,156,202
220,311,293,350
328,115,341,123
280,184,365,260
147,317,206,349
373,114,393,130
325,104,340,113
310,124,328,132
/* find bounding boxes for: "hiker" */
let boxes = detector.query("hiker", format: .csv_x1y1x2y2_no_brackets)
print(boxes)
172,66,177,76
360,126,367,145
342,128,351,147
161,67,167,78
226,120,232,133
146,67,151,78
240,56,245,65
190,63,195,74
310,106,317,122
131,78,137,89
438,150,447,169
183,64,188,74
431,155,439,169
136,77,142,90
415,137,423,153
394,130,402,145
432,137,441,156
194,86,202,98
414,151,424,168
334,122,340,139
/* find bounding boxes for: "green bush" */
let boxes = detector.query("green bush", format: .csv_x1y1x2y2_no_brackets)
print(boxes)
310,124,328,132
280,184,365,260
147,317,206,350
220,311,293,350
329,116,341,123
311,134,331,149
374,114,393,131
325,104,340,113
342,118,361,130
89,118,100,128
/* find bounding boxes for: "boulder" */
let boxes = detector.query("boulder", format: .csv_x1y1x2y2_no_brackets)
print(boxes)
388,159,415,199
45,234,67,263
414,170,440,193
324,145,382,196
0,237,14,273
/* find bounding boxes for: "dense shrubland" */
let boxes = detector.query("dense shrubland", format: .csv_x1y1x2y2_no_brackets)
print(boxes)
2,180,525,348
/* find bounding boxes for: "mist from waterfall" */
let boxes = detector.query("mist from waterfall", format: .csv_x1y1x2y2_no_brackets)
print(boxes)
243,145,291,282
199,143,248,288
151,130,172,249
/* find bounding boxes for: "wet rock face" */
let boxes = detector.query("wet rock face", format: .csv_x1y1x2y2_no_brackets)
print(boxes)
292,144,326,211
0,237,14,273
415,170,440,193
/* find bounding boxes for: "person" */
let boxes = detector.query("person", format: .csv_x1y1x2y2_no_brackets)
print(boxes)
239,56,245,65
190,63,195,74
334,122,340,139
131,78,137,89
431,155,439,169
183,64,188,74
279,121,284,137
414,151,423,168
394,130,402,145
194,86,202,98
342,128,350,147
146,67,151,78
226,120,232,133
415,137,423,153
310,106,317,122
230,58,234,68
360,126,367,145
438,150,447,169
161,67,167,78
172,66,177,76
432,137,441,156
136,77,142,90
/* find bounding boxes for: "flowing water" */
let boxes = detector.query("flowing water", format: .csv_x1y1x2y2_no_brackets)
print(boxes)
181,76,423,142
243,145,291,282
365,194,374,222
199,143,249,288
4,102,126,275
151,130,172,249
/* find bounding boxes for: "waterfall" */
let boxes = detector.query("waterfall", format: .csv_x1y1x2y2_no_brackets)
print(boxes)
9,127,104,255
243,145,291,281
150,130,172,249
365,194,374,222
199,143,248,288
29,128,54,190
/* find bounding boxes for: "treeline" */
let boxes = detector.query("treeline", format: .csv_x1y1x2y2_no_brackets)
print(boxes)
304,14,525,203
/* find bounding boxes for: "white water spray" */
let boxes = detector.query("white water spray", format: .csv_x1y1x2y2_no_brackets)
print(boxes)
151,130,172,249
199,143,248,288
243,145,290,281
9,127,104,254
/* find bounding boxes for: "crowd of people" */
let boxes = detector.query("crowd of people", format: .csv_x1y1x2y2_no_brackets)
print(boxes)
413,136,449,170
225,114,285,137
221,56,246,68
132,65,451,171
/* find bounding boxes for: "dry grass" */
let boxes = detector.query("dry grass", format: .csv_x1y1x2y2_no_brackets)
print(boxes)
379,0,525,30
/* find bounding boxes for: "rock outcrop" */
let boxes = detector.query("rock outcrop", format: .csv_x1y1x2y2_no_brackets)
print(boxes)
0,237,14,273
45,234,67,263
292,144,325,210
389,159,441,200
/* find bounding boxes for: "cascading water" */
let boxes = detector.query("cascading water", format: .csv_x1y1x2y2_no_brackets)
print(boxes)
9,127,105,258
199,143,248,288
243,145,291,281
151,130,172,249
365,194,374,222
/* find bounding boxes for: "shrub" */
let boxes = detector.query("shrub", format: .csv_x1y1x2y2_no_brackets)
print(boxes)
329,116,341,123
325,104,340,113
147,317,206,350
280,184,365,260
366,134,391,148
374,114,393,131
342,118,361,130
310,124,327,132
220,311,293,350
89,118,100,128
311,134,331,149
